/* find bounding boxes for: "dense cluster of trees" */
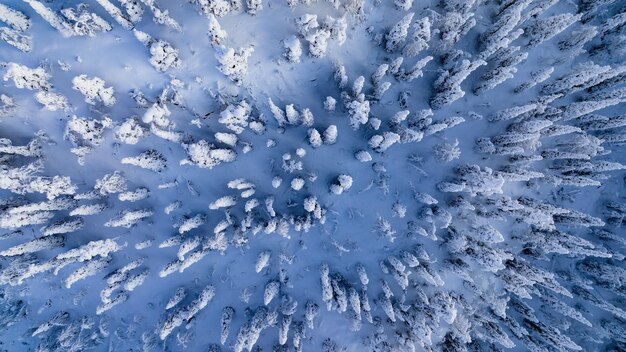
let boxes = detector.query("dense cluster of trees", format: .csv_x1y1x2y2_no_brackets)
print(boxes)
0,0,624,351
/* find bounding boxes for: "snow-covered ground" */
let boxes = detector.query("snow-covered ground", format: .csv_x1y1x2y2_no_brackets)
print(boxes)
0,0,625,351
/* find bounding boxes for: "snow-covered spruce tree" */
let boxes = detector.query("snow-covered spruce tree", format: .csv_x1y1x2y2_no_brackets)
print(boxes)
60,4,112,37
159,285,215,340
478,1,525,60
431,58,486,109
386,13,413,52
0,26,32,52
474,47,528,95
437,0,478,50
525,13,582,47
22,0,75,36
207,14,227,47
0,3,31,32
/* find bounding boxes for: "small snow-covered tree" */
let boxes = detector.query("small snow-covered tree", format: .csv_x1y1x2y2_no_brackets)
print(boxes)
394,0,413,11
355,150,372,162
23,0,74,36
65,257,111,288
397,55,432,81
193,0,232,17
323,125,338,144
478,3,523,59
330,174,352,195
159,285,215,340
438,164,505,196
72,75,116,106
182,140,237,169
324,15,347,45
95,171,127,195
347,96,369,129
220,306,235,345
219,100,252,134
264,280,280,305
404,17,430,57
474,48,527,94
216,46,254,85
0,27,32,52
0,235,64,257
559,25,597,55
369,132,400,152
121,150,167,172
134,33,182,72
61,4,112,37
291,177,305,191
119,0,143,23
209,196,237,210
295,14,319,36
515,67,554,92
3,63,51,91
58,239,124,262
526,13,582,47
207,14,227,46
118,188,149,202
178,214,206,234
306,29,331,58
246,0,262,15
104,208,153,228
431,59,486,109
283,36,302,63
35,91,68,111
386,13,414,52
116,118,147,144
41,217,84,236
0,3,31,32
255,250,271,273
308,128,323,148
